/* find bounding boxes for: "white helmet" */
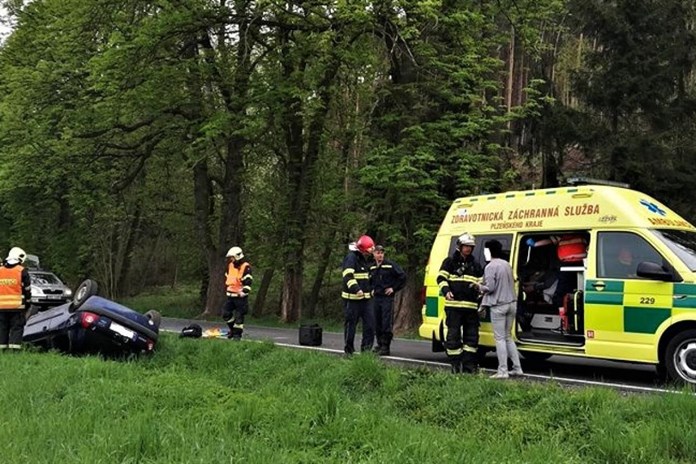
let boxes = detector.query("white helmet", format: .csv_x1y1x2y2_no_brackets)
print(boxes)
456,233,476,247
7,247,26,264
226,246,244,260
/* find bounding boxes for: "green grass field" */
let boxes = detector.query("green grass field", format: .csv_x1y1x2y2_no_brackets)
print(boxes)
2,335,696,463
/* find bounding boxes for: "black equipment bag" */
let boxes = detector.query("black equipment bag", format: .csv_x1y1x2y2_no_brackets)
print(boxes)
299,324,322,346
180,324,203,338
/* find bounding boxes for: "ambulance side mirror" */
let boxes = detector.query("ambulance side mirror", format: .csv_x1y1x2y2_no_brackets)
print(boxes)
636,261,680,282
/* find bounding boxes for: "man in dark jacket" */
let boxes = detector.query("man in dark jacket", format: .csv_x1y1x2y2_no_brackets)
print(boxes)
437,233,483,373
0,247,31,350
370,245,406,356
341,235,375,355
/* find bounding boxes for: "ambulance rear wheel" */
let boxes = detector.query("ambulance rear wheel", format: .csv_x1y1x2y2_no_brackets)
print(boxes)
665,330,696,385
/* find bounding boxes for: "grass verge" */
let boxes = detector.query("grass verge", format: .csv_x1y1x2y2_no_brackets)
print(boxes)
2,335,696,463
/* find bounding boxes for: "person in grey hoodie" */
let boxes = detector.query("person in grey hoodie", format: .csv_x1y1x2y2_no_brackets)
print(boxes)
477,240,523,379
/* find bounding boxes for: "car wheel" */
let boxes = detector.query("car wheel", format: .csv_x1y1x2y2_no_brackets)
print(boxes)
519,350,552,362
144,310,162,328
665,329,696,386
69,279,98,313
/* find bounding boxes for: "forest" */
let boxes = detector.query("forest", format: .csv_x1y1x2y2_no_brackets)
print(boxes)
1,0,696,331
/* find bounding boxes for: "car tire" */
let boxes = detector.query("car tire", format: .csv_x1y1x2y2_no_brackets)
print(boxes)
69,279,98,313
664,329,696,386
144,310,162,328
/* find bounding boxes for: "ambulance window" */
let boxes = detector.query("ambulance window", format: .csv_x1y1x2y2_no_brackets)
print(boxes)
597,232,665,279
447,234,512,264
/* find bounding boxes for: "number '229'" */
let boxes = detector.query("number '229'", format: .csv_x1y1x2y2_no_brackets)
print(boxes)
640,297,655,304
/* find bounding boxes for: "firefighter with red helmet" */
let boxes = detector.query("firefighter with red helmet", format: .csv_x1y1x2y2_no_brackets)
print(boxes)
437,233,483,373
222,246,252,340
0,247,31,350
341,235,375,355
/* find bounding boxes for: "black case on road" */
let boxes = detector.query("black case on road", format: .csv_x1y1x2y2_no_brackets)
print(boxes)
299,324,322,346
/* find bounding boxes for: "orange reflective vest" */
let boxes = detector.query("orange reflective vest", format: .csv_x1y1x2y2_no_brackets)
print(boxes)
226,262,250,294
0,265,24,310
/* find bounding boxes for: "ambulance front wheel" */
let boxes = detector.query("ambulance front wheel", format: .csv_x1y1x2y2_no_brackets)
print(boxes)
664,329,696,385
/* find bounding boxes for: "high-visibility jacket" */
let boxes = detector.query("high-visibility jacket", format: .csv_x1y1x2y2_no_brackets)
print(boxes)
437,252,483,310
342,251,372,300
0,265,25,310
226,260,252,297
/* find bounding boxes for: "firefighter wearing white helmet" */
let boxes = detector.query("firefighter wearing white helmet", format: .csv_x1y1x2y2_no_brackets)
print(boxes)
436,233,483,373
0,246,31,350
226,246,244,261
222,245,252,340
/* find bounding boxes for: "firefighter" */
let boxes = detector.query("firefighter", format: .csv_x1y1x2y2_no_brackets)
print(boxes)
0,247,31,350
370,245,406,356
222,246,252,340
437,233,483,373
341,235,375,355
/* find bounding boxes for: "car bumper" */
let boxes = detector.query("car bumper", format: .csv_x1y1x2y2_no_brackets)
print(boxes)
30,297,71,308
75,315,156,353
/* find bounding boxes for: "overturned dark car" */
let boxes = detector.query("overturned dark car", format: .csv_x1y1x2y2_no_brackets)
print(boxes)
23,279,161,355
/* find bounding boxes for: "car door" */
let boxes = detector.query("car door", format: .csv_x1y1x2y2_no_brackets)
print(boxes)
584,231,673,362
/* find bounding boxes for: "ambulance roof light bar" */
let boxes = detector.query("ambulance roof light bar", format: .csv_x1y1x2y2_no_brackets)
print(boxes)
566,177,630,189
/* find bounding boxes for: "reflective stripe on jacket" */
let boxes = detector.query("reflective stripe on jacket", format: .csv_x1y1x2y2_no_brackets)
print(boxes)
437,251,483,310
342,251,372,300
0,265,24,310
370,258,407,297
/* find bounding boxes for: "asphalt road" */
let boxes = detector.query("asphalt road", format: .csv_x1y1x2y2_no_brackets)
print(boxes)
161,317,672,393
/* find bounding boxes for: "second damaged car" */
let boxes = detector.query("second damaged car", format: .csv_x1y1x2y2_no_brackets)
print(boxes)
23,279,161,355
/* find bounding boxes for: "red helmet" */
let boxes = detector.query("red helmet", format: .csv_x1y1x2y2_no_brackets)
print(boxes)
356,235,375,253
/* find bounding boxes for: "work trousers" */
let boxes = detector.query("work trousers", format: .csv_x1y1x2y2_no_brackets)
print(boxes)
373,296,394,348
0,310,25,349
343,299,375,354
222,297,248,339
444,307,479,373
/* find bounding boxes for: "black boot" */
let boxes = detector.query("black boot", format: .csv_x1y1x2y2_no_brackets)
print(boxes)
378,341,390,356
450,358,463,374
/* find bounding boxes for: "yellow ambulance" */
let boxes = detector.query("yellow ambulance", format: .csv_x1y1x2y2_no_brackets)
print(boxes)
419,180,696,384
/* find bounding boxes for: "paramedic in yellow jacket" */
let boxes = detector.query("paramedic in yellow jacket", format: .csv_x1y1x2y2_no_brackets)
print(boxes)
437,233,483,373
222,246,252,340
0,247,31,350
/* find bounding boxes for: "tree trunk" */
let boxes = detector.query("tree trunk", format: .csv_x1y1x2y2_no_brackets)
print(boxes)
393,269,423,334
203,256,226,317
280,265,303,323
506,26,515,114
252,268,275,317
305,244,334,319
116,202,142,297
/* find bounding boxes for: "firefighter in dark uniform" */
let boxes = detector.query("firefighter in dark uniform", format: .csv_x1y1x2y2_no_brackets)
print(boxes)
222,246,252,340
341,235,375,355
370,245,407,356
437,233,483,373
0,247,31,350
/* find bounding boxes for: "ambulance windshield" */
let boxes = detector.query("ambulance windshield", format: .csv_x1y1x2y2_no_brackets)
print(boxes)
652,229,696,271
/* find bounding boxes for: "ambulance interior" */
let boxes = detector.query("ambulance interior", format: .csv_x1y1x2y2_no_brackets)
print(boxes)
515,232,590,346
